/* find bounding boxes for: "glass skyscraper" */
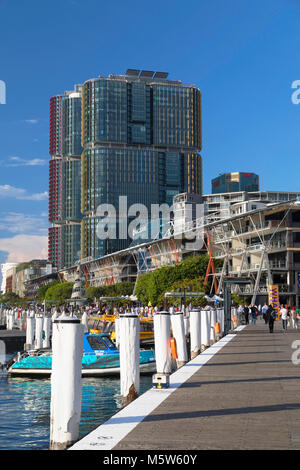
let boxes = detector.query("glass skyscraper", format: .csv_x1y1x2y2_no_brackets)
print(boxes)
80,69,202,260
212,172,259,194
48,85,83,269
48,70,203,267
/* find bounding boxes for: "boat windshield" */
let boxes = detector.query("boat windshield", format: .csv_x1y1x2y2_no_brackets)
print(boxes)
101,335,117,349
86,336,107,350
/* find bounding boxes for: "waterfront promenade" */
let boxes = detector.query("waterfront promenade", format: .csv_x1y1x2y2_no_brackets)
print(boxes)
71,320,300,450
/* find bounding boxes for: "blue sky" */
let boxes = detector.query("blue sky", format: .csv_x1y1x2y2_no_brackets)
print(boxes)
0,0,299,267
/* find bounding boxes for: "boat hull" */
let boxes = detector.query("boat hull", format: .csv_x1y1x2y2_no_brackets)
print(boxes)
8,351,156,377
8,362,155,377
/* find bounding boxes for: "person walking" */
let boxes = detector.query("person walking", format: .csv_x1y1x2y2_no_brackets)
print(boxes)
237,304,244,325
244,305,250,325
262,303,269,324
250,304,258,325
280,305,289,331
267,304,276,333
291,307,297,329
257,304,262,319
296,308,300,330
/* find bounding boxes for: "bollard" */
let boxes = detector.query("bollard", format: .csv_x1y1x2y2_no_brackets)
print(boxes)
24,314,35,350
43,316,51,348
216,308,225,336
114,317,120,348
201,310,211,351
210,309,217,344
119,314,140,407
232,308,238,328
35,315,44,349
153,311,172,375
7,311,13,330
52,310,59,322
50,314,84,450
170,312,188,368
184,316,189,337
81,312,89,333
190,308,201,359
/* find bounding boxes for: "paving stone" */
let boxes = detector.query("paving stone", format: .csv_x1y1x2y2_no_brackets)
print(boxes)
114,321,300,450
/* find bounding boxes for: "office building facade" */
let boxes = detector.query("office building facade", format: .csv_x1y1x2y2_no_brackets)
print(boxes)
48,85,83,269
80,69,202,260
212,172,259,194
48,70,203,267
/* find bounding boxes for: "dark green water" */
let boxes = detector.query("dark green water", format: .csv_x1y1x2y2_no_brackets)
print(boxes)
0,355,152,450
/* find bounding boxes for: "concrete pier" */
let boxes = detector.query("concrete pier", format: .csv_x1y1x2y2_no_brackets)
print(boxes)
0,330,26,353
70,321,300,450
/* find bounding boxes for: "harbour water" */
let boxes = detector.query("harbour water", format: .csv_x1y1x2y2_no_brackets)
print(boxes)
0,352,152,450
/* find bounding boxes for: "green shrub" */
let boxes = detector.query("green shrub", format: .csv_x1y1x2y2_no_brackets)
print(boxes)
135,254,211,305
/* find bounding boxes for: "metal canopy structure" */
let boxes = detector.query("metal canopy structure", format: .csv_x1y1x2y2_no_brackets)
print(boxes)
55,200,300,307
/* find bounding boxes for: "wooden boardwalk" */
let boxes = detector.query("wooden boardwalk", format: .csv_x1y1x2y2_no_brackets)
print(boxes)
71,320,300,450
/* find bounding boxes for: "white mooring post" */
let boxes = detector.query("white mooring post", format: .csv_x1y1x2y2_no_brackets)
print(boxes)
153,311,172,388
184,315,189,336
81,311,89,333
119,313,140,407
220,308,225,334
43,316,51,348
210,309,217,345
201,310,211,351
170,312,188,368
190,308,201,359
35,315,44,349
232,307,237,328
7,311,13,330
52,310,59,322
50,315,84,450
24,314,35,351
114,316,120,348
216,308,224,337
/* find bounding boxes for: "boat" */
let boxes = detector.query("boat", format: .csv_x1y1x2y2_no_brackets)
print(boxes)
7,331,156,377
90,314,154,345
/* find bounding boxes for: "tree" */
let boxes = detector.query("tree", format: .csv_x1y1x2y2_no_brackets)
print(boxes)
135,254,211,305
45,282,74,305
37,280,60,301
0,292,21,304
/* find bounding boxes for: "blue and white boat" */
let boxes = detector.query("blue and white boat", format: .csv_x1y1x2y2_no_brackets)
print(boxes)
8,332,156,377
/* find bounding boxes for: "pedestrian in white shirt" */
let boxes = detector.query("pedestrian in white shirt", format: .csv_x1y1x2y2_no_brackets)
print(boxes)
280,305,289,331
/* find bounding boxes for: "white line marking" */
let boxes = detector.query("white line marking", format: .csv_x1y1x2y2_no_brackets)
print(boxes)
70,332,240,450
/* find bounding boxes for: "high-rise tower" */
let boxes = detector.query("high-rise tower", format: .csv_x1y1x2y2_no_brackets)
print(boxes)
48,70,203,268
48,85,83,269
212,172,259,194
80,69,202,259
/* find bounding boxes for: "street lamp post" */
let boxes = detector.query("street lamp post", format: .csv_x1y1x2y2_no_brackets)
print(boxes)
177,285,191,312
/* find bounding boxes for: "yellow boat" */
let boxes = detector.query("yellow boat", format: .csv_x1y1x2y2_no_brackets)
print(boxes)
89,314,154,343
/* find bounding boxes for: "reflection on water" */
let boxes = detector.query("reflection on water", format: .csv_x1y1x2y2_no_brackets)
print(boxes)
0,354,152,450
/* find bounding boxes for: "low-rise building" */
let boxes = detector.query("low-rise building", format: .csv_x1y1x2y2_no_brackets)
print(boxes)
1,262,18,294
4,260,58,298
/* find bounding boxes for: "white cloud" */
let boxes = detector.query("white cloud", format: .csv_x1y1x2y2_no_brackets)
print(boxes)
20,191,48,201
0,184,48,201
0,234,48,263
24,119,39,124
0,184,26,198
2,156,47,167
0,212,48,235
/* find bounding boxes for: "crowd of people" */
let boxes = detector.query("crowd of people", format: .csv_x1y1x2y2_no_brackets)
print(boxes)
86,303,200,318
236,303,300,333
